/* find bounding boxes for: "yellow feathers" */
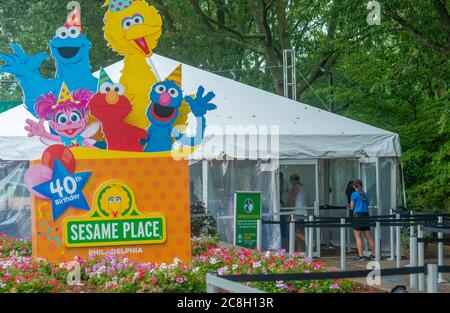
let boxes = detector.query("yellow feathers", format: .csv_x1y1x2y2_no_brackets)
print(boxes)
103,0,162,57
103,0,162,130
102,0,189,131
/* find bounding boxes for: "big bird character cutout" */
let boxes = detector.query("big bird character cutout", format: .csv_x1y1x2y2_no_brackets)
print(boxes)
102,0,162,131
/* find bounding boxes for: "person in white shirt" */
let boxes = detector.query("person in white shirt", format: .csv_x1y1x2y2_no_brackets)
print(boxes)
288,174,306,251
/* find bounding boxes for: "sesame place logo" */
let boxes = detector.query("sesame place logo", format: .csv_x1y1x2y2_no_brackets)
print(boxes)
63,180,166,248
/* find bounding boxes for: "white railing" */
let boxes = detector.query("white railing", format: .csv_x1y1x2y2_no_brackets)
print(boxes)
206,273,266,293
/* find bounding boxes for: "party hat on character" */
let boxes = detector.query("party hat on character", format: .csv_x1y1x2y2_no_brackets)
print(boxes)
97,67,114,92
65,6,83,33
166,64,182,87
57,82,75,106
107,0,133,12
167,65,190,129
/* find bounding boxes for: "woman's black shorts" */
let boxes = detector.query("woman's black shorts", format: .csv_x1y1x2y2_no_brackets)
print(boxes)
352,212,371,231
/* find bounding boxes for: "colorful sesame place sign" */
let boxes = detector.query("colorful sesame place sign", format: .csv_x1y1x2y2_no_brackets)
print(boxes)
64,180,166,248
32,151,192,264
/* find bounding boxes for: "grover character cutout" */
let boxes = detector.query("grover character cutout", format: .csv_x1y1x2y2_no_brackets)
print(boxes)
145,81,216,153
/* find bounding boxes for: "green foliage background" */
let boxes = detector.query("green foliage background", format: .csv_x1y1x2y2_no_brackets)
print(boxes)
0,0,448,212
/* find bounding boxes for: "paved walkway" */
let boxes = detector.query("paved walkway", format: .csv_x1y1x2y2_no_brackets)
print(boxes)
318,244,450,293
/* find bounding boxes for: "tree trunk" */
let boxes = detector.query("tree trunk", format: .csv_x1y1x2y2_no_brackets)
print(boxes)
246,0,284,95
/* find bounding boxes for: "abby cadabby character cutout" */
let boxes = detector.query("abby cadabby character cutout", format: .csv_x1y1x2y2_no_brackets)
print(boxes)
25,82,100,148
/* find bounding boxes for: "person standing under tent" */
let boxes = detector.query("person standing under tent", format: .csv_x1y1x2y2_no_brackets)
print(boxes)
345,181,355,217
288,174,306,252
279,172,289,245
350,179,375,261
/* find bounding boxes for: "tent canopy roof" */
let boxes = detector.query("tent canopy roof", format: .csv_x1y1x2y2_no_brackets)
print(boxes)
0,54,401,160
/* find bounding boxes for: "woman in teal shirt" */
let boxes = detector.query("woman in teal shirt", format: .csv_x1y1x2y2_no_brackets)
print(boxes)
350,180,375,261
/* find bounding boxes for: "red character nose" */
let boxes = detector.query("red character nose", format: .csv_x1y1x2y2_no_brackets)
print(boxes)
158,92,172,106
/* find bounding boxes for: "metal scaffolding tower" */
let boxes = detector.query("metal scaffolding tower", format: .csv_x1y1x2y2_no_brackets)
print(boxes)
283,49,297,101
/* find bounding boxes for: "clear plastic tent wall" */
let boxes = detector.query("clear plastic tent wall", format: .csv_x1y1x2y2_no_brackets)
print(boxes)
191,157,402,252
0,161,31,239
189,160,281,250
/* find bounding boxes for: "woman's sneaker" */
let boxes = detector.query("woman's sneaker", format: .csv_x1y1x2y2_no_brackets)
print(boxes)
366,255,375,261
353,256,366,261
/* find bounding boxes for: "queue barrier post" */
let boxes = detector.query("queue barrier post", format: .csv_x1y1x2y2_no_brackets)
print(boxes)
409,211,415,238
315,202,321,258
308,215,314,260
409,235,418,290
396,213,401,268
389,209,395,260
289,214,295,256
426,263,438,293
256,219,262,251
437,216,446,283
340,218,346,271
216,213,220,236
375,221,381,265
304,212,309,255
346,208,352,252
418,225,425,291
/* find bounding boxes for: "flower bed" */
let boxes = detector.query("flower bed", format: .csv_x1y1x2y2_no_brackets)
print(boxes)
0,234,356,293
0,233,31,258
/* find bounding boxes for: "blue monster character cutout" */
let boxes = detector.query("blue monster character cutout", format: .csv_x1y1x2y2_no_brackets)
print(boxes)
145,81,217,153
0,2,97,117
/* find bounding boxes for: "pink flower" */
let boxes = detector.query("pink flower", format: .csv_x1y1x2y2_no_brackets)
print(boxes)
74,256,85,265
133,271,145,282
151,276,158,285
3,274,10,282
329,283,340,289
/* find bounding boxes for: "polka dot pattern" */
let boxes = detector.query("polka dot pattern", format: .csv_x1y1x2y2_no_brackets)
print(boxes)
109,0,132,12
32,156,192,264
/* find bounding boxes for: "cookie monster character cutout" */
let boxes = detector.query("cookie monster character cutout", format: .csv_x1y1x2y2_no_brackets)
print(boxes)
145,79,217,153
88,68,148,152
25,82,99,148
0,2,97,117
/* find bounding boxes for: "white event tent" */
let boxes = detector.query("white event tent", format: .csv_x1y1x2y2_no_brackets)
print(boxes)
0,54,402,251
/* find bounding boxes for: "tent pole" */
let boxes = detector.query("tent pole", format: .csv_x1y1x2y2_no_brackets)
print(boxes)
315,159,320,257
375,158,382,216
202,160,208,211
400,160,408,209
148,57,162,81
375,158,382,257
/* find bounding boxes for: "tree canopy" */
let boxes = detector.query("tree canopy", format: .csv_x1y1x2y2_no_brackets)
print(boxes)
0,0,448,211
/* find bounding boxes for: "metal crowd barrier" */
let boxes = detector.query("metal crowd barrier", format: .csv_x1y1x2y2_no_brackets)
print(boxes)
192,210,449,292
256,211,449,292
207,264,449,293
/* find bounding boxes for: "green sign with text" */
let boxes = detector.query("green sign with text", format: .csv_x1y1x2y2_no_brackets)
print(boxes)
65,217,165,247
234,191,262,249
